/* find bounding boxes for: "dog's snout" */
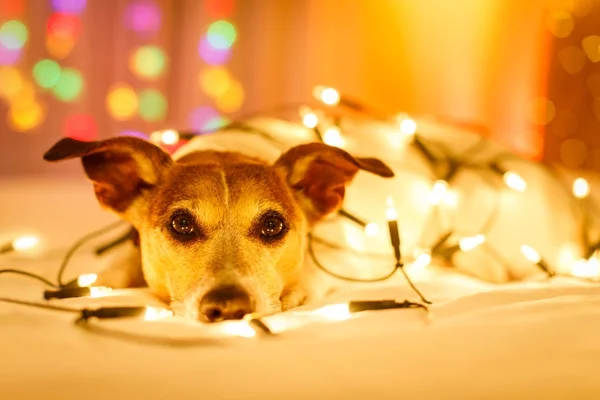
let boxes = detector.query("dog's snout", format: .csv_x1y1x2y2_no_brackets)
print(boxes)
199,285,255,323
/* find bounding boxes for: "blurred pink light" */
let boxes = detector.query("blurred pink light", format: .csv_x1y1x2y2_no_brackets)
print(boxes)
124,1,161,34
51,0,87,14
198,36,231,65
119,130,149,140
189,106,219,131
0,43,21,65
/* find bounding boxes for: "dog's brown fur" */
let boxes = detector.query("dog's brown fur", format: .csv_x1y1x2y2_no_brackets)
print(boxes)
44,137,393,321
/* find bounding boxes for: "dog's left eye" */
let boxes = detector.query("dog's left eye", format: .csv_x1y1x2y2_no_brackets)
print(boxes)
171,214,197,236
261,215,285,237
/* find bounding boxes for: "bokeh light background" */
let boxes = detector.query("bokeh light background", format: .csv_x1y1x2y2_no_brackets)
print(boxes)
0,0,597,175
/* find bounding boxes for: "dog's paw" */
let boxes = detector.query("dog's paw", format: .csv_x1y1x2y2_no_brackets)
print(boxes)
280,286,308,311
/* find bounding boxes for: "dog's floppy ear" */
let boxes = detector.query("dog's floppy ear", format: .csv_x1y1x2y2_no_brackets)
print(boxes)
44,137,172,216
275,143,394,224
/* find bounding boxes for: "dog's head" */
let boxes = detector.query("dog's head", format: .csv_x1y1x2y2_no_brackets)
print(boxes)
44,136,393,321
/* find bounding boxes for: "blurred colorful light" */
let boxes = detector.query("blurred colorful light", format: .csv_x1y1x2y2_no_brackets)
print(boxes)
119,130,148,140
51,0,87,14
63,114,97,141
0,42,21,65
216,80,244,113
52,67,84,102
8,99,46,132
47,13,82,40
205,0,235,18
130,45,166,79
0,67,23,99
46,34,76,59
0,20,28,49
199,67,231,98
138,89,167,121
202,116,230,132
106,84,138,120
198,36,231,65
0,0,25,17
124,1,161,34
189,106,219,130
32,59,61,89
206,20,237,49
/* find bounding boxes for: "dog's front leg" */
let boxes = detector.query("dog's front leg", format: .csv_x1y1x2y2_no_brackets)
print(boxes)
94,243,146,288
280,284,308,311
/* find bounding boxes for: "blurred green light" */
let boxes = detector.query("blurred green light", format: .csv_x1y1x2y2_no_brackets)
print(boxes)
52,68,84,102
33,59,61,89
206,20,236,49
0,20,29,49
131,45,166,79
138,89,167,122
202,116,230,132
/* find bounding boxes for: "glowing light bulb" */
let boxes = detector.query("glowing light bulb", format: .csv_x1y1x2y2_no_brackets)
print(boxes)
313,303,351,321
89,287,113,298
571,258,600,278
322,126,345,147
12,235,39,252
412,250,432,270
161,129,179,145
459,234,485,251
313,85,340,106
430,180,449,205
572,177,590,199
220,321,257,338
144,306,174,321
386,196,398,221
77,273,97,287
503,171,527,192
521,245,541,264
364,222,379,236
399,118,417,136
302,112,318,129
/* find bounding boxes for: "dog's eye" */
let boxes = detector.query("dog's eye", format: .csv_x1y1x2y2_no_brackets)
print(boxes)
171,214,196,235
261,216,285,237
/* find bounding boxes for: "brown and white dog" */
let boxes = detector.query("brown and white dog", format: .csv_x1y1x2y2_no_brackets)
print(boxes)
43,135,394,322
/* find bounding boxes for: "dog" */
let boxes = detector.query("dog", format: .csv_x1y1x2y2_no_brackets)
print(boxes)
43,134,394,322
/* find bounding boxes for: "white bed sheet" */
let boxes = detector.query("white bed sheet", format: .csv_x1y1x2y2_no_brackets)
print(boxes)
2,179,600,400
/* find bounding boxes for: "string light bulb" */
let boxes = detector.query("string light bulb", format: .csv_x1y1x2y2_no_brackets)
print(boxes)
364,222,379,236
411,250,432,271
430,180,449,205
301,111,318,129
144,306,174,321
313,303,351,321
458,234,485,251
150,129,179,146
571,257,600,278
77,273,97,287
572,177,590,199
386,196,402,264
322,126,345,147
503,171,527,192
313,85,340,106
520,245,555,277
399,117,417,136
0,235,40,254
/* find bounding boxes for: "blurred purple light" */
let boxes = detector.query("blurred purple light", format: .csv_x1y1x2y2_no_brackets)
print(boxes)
202,116,230,132
51,0,87,14
0,43,21,65
189,106,219,131
119,130,149,140
198,36,231,65
124,1,161,34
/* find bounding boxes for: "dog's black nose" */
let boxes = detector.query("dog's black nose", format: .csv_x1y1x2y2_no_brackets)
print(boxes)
199,285,255,323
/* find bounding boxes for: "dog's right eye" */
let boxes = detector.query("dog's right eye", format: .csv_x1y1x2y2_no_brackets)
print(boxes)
170,214,197,236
